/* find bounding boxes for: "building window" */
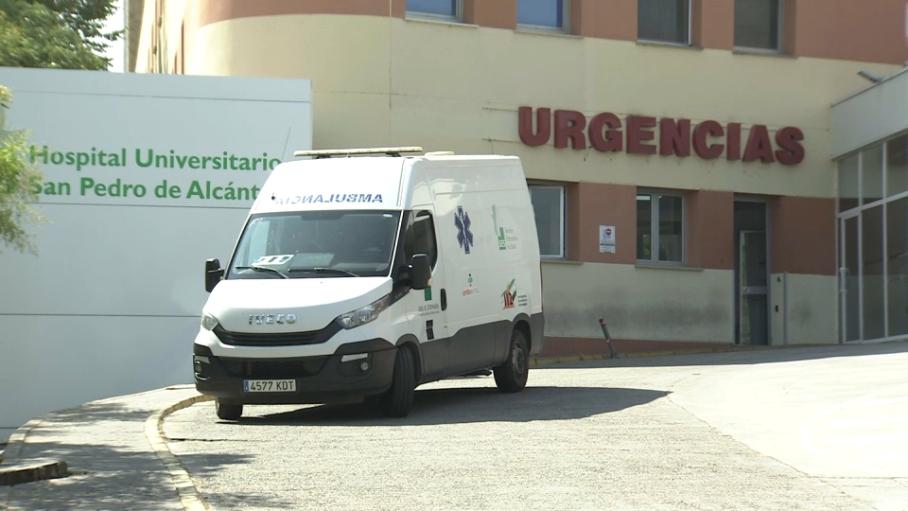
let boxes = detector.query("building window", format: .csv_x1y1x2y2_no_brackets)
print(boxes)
638,0,690,45
734,0,782,51
407,0,461,20
637,192,684,263
887,133,908,197
529,185,565,258
518,0,570,31
837,134,908,342
838,153,859,212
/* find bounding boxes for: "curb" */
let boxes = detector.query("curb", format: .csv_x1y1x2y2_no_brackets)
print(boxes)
1,418,44,465
0,459,68,486
529,344,814,367
0,418,60,507
145,393,215,511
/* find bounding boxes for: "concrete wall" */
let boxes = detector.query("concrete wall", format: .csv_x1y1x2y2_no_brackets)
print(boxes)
542,262,734,342
0,68,312,439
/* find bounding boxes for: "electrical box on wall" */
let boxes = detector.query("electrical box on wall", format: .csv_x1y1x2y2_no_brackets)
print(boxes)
770,273,789,345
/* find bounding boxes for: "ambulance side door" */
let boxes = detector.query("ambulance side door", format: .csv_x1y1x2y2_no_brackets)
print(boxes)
401,208,449,377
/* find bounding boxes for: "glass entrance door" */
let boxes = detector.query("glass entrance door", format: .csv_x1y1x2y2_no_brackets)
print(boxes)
839,214,860,342
734,200,768,345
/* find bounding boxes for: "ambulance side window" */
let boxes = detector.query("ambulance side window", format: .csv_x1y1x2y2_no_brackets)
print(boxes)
405,211,438,269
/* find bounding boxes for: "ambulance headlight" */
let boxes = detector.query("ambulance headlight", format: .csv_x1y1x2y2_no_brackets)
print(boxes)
200,313,220,331
336,295,391,329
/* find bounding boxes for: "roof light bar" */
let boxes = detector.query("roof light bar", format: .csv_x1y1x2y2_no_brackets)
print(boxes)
293,147,425,159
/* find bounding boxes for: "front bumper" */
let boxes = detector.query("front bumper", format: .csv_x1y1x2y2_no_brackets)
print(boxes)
193,339,396,405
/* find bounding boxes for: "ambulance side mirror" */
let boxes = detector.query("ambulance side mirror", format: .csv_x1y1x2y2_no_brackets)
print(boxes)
205,258,224,292
408,254,430,290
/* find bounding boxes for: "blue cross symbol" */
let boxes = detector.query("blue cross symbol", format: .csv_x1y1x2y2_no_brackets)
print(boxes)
454,206,474,254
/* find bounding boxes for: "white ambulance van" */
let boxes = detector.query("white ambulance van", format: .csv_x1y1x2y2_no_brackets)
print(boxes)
194,147,544,419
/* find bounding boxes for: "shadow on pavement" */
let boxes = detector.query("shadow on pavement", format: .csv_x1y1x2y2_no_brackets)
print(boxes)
4,441,241,510
1,399,292,511
240,386,669,426
41,402,155,425
5,437,271,510
547,341,908,369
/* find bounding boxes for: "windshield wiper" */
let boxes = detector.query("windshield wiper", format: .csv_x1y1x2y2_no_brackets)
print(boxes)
234,265,289,279
288,267,361,277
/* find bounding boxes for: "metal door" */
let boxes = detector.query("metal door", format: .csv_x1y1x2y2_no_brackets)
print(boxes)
839,213,861,342
739,230,768,344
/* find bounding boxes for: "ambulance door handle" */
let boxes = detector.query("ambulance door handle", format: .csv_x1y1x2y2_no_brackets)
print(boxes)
440,289,447,311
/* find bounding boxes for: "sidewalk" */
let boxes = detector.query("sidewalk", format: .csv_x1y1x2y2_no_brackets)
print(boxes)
0,386,205,511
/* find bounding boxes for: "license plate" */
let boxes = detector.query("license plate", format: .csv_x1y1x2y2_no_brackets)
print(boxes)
243,379,296,393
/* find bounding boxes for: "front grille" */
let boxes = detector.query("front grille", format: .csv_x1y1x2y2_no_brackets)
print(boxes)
213,322,341,346
220,356,329,378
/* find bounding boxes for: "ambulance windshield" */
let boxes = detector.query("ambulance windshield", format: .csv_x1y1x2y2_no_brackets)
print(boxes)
228,210,401,279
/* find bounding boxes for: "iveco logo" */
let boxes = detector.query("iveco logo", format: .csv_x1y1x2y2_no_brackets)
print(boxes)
248,313,297,326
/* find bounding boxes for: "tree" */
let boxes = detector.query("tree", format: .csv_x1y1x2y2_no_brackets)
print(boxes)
0,85,43,253
0,0,121,70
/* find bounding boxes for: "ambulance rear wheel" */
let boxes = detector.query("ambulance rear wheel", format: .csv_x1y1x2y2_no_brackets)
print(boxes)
494,329,529,393
381,347,415,417
216,400,243,421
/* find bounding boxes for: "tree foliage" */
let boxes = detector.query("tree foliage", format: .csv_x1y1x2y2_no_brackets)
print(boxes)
0,85,43,253
0,0,120,70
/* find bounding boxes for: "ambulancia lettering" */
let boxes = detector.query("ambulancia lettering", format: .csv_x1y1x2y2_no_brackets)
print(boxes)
272,193,383,205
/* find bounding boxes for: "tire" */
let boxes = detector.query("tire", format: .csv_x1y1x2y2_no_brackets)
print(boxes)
215,399,243,421
381,347,416,417
494,329,529,393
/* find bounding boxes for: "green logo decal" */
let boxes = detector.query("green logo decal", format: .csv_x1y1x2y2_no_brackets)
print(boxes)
492,205,519,250
493,205,507,250
424,285,432,301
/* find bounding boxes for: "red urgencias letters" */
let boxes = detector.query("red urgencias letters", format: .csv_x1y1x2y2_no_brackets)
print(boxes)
518,106,805,165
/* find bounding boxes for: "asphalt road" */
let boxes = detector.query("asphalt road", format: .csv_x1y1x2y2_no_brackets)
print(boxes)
165,343,908,510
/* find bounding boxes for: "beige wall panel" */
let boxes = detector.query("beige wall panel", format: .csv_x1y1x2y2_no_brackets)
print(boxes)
769,273,838,344
485,134,835,198
188,15,900,112
135,0,158,72
542,262,734,342
389,95,493,154
578,48,895,130
312,92,393,150
189,15,901,197
190,15,392,94
391,21,590,106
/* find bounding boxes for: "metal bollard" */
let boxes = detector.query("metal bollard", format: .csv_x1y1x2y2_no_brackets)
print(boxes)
598,318,617,359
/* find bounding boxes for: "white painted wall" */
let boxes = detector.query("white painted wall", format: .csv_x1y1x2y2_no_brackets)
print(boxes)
0,68,312,439
769,273,839,345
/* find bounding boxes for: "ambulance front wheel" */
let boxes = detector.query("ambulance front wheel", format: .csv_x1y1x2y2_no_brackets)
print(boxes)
494,329,529,393
216,400,243,421
381,346,416,417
